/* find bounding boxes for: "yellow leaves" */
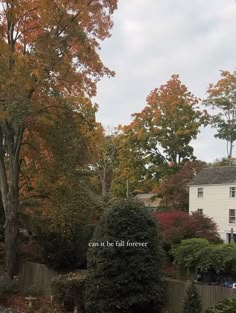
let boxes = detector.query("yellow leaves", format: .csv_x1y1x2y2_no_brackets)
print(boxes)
31,68,43,79
207,70,236,98
0,111,8,121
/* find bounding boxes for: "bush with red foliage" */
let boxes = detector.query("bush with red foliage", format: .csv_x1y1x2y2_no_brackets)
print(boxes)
153,211,222,246
191,211,222,243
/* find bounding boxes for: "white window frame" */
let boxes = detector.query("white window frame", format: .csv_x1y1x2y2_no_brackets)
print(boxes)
197,188,203,198
229,209,236,224
197,208,203,215
230,187,236,198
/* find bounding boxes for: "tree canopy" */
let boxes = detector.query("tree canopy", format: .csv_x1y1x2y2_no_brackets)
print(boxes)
204,70,236,162
0,0,117,277
113,75,207,196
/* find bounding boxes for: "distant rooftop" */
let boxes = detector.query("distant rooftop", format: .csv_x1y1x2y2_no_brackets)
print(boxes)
135,193,160,207
189,166,236,185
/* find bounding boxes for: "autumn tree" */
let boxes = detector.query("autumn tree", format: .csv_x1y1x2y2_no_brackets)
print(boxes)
156,160,205,211
130,75,205,165
115,75,206,193
204,70,236,163
19,109,102,269
154,211,193,247
21,108,102,227
154,211,221,248
0,0,117,278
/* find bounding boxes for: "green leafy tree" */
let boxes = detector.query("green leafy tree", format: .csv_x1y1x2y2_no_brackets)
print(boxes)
209,157,233,167
183,282,202,313
172,239,236,274
205,298,236,313
204,70,236,162
172,238,210,272
111,130,150,197
92,129,118,197
85,199,165,313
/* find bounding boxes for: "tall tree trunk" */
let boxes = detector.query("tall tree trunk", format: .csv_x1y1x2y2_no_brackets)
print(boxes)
0,125,23,278
4,199,17,278
100,168,106,197
229,137,233,165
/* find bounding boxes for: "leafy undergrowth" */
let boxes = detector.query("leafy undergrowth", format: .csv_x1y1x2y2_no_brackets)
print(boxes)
18,239,43,263
1,294,66,313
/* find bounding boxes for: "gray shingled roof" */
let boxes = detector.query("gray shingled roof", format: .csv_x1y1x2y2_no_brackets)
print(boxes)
189,166,236,185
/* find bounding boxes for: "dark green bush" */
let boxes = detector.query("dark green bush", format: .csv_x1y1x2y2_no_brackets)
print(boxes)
205,298,236,313
183,282,202,313
0,278,18,300
40,224,95,270
172,239,236,274
74,224,95,268
40,231,77,270
51,271,87,313
85,198,165,313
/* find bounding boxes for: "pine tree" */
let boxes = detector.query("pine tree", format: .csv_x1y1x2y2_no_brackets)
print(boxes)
85,198,165,313
183,282,202,313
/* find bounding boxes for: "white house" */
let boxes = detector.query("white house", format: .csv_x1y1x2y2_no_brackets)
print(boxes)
189,166,236,243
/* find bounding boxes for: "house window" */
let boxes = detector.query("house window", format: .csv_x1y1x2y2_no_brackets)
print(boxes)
197,188,203,198
229,209,236,224
197,209,203,215
230,187,236,198
227,233,236,243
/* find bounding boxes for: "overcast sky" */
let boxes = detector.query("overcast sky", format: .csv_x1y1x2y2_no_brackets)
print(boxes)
94,0,236,163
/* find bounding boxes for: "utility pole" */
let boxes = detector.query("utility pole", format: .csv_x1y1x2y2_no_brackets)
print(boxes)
126,178,129,198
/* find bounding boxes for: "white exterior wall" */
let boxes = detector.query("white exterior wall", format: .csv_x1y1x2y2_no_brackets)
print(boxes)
189,184,236,242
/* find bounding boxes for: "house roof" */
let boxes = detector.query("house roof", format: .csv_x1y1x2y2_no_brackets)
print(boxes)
189,166,236,185
135,193,160,207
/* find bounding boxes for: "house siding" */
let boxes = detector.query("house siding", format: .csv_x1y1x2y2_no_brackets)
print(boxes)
189,184,236,242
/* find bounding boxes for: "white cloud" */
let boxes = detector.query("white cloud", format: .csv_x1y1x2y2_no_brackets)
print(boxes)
95,0,236,162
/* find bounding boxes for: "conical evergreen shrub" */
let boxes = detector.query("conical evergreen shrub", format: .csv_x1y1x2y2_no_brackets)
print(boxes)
85,198,165,313
183,282,202,313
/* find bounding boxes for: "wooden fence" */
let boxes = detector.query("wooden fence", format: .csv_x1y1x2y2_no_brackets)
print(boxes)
19,261,56,296
18,263,236,311
163,278,236,313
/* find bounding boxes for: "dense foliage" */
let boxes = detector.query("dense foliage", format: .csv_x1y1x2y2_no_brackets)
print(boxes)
204,70,236,161
183,282,202,313
112,75,207,196
0,278,18,301
205,298,236,313
156,160,205,211
0,0,117,277
172,239,236,274
51,271,87,312
154,211,222,247
85,199,165,313
39,224,95,270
